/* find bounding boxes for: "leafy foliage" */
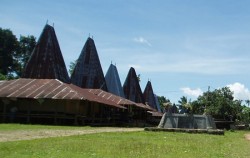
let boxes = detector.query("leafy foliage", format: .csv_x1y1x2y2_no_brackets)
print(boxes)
194,87,242,120
240,106,250,123
68,60,77,75
162,87,248,122
0,28,19,76
0,27,36,79
157,96,171,111
137,74,141,82
17,35,36,76
178,96,192,114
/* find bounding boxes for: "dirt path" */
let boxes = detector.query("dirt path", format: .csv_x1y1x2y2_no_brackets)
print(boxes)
0,127,144,142
245,134,250,141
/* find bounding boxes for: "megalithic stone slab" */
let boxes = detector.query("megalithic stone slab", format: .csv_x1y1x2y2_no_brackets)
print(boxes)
158,113,217,129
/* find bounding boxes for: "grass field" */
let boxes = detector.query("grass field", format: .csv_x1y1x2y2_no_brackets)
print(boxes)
0,124,250,158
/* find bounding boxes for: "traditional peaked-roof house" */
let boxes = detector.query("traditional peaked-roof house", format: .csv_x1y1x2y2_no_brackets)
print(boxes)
22,24,70,83
143,81,158,110
71,37,107,91
0,24,158,126
105,64,125,98
123,67,145,104
154,94,162,113
143,81,162,113
0,78,127,125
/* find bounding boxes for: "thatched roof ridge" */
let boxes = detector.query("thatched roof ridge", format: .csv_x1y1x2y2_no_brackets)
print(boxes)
71,37,107,91
22,24,70,83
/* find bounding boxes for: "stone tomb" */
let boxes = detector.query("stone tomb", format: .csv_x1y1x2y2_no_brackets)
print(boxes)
158,113,216,129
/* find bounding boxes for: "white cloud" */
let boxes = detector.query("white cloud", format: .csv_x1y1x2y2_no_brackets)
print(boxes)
133,37,152,46
227,82,250,100
180,87,203,97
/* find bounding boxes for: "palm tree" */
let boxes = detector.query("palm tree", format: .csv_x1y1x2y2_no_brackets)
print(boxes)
178,96,187,105
245,99,250,107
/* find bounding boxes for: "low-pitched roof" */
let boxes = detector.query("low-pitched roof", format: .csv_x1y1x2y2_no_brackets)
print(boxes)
83,89,152,110
0,78,124,109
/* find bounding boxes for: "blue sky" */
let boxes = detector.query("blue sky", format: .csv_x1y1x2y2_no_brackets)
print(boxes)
1,0,250,103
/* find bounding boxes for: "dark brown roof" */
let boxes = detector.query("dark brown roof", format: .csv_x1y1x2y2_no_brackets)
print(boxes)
0,78,125,109
82,89,152,110
105,64,125,97
143,81,157,110
71,37,107,91
123,67,145,104
22,24,70,83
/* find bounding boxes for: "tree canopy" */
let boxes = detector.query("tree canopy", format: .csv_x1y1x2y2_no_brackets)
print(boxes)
195,87,242,121
0,28,19,76
162,87,249,123
0,27,36,79
174,87,247,122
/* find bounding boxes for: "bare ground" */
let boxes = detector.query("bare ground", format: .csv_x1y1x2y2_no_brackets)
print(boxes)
245,134,250,141
0,127,144,142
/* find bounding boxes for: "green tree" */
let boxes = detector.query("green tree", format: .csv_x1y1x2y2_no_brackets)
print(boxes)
178,96,193,113
68,60,77,75
17,35,36,76
0,28,36,79
240,106,250,124
178,96,188,105
195,87,242,121
191,100,204,114
137,74,141,83
245,99,250,107
157,96,171,111
0,28,19,76
0,73,7,80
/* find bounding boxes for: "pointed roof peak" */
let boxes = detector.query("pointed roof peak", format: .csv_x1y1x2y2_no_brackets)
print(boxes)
146,80,152,85
43,24,55,32
87,36,94,41
129,67,136,71
144,81,158,111
123,67,145,103
22,24,70,83
71,37,107,90
110,63,116,67
110,61,117,67
105,64,125,97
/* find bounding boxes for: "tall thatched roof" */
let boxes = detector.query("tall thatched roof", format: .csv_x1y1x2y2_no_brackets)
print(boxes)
105,64,125,97
22,24,70,83
71,37,107,91
143,81,158,110
123,67,145,103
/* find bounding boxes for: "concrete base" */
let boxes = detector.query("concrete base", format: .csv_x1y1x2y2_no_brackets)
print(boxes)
158,113,217,129
144,127,224,135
